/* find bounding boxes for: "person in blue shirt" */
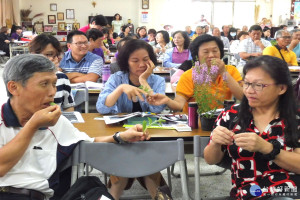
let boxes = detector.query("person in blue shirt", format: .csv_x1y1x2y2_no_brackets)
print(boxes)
185,25,195,37
60,30,103,83
96,39,166,199
96,39,166,114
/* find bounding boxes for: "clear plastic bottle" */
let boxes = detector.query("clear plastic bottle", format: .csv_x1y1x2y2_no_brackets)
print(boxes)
102,65,111,84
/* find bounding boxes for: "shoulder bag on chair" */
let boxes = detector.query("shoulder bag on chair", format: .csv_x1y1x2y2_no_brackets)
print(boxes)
61,176,114,200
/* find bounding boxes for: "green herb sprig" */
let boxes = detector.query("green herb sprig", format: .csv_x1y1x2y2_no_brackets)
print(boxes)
142,117,166,132
139,85,153,95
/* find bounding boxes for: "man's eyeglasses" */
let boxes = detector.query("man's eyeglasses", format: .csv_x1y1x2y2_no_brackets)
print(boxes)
72,41,90,47
242,81,277,91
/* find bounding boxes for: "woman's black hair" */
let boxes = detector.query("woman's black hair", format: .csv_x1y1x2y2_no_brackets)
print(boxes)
121,25,129,32
189,34,224,61
237,31,249,40
29,33,62,54
228,27,237,41
238,55,299,147
117,39,157,72
178,60,193,71
116,36,134,52
137,27,147,38
113,13,122,20
171,31,190,49
10,25,22,36
155,30,170,45
86,28,104,41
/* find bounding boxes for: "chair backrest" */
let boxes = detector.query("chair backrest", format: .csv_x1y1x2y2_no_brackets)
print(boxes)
78,139,184,178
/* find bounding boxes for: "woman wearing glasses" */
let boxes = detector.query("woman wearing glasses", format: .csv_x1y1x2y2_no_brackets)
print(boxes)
29,34,75,111
204,56,300,199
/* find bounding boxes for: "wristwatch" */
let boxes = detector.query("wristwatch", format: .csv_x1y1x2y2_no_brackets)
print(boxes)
113,132,127,144
262,140,281,161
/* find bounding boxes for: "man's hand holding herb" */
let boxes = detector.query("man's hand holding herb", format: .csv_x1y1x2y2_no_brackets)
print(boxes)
120,124,151,142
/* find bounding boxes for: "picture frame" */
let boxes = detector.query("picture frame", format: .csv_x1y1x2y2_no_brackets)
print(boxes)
73,23,80,30
58,22,66,31
57,12,64,21
50,3,57,11
66,9,75,19
48,15,56,24
66,23,73,31
44,25,53,33
142,0,149,9
34,22,44,33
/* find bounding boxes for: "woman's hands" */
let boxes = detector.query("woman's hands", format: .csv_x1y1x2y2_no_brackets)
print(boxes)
120,84,147,102
212,126,273,154
147,93,170,106
211,58,226,76
233,133,273,154
139,60,156,82
211,126,235,146
119,124,150,142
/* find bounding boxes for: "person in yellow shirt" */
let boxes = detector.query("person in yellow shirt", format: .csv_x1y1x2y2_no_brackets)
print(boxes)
191,26,204,41
147,34,243,112
263,30,298,66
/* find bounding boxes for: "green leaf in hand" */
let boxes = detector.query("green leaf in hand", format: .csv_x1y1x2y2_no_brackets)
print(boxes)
50,102,56,106
142,120,147,132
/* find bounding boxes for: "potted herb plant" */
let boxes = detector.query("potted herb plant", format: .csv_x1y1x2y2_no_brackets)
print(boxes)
193,59,227,131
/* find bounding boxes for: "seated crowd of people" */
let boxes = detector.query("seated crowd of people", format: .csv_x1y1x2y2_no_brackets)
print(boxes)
0,13,300,200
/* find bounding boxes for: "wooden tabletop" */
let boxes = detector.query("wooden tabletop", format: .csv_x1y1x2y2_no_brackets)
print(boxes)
73,113,211,140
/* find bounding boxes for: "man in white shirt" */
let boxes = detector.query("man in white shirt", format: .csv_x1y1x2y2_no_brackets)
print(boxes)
212,27,230,49
0,54,148,200
238,24,271,69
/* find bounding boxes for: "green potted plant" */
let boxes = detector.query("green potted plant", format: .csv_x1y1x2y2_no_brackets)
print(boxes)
193,59,227,131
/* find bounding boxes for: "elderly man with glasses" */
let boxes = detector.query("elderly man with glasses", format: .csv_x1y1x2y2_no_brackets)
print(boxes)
263,30,298,66
288,29,300,58
60,30,103,83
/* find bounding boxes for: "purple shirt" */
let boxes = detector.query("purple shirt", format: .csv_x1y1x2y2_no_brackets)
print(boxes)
172,47,190,64
92,48,105,62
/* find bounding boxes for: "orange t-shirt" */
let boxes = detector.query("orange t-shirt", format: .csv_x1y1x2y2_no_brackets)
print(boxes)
176,65,242,113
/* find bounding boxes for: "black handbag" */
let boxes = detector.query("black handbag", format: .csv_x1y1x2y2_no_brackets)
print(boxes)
61,176,114,200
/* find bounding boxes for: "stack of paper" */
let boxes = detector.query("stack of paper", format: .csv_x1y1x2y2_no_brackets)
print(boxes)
70,81,103,91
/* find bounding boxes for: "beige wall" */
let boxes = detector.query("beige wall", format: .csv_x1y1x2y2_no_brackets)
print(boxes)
17,0,293,31
19,0,139,30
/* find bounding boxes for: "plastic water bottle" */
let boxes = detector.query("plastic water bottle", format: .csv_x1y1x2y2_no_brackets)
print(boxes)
102,65,111,84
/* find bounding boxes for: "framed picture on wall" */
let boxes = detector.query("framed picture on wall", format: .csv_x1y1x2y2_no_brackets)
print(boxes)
57,12,64,21
66,9,75,19
142,0,149,9
66,23,73,31
73,23,80,30
48,15,56,24
34,22,44,33
50,3,57,11
58,22,65,31
44,25,53,32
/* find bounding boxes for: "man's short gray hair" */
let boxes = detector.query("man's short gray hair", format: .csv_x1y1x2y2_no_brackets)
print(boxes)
3,54,55,97
290,29,300,36
275,30,289,39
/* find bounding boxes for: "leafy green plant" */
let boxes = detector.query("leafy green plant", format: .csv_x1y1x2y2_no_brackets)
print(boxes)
193,59,227,119
139,85,153,95
142,117,165,132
